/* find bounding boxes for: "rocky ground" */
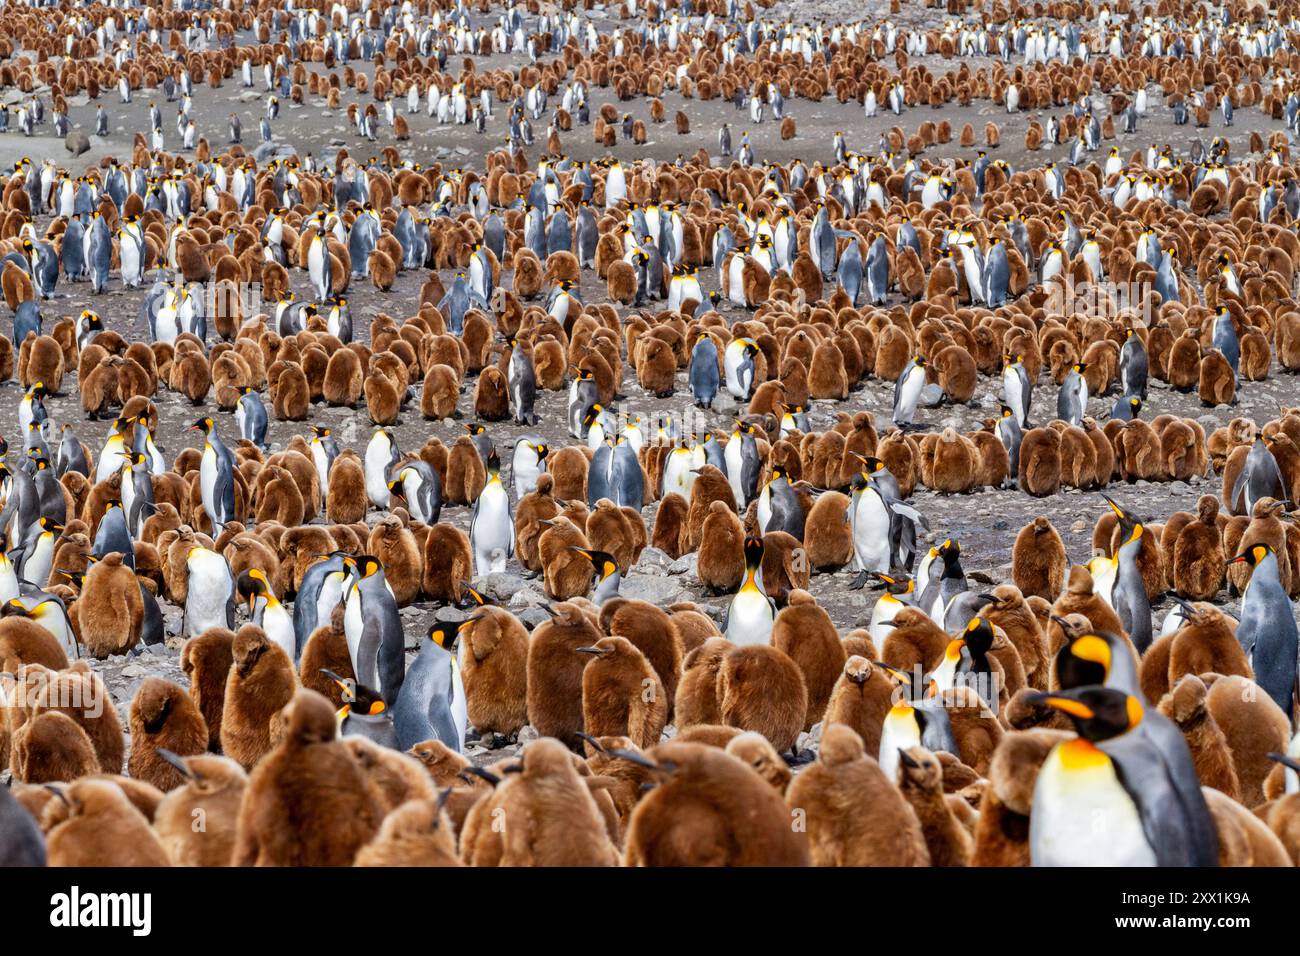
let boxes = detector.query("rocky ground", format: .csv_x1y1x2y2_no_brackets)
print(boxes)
2,1,1296,769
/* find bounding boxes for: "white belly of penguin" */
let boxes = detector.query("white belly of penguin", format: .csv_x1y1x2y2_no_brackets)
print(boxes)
724,440,745,506
1003,370,1025,420
200,446,218,520
263,604,295,659
24,536,54,590
0,558,18,603
727,254,747,306
317,572,347,625
473,488,511,574
186,561,228,633
727,589,772,645
896,369,924,422
450,659,468,750
344,587,365,674
869,594,901,644
1031,750,1156,867
403,475,430,523
513,460,540,499
312,444,330,499
155,306,180,344
308,242,326,292
878,714,921,780
1092,561,1117,606
756,485,772,532
662,453,693,497
852,493,891,571
364,451,391,508
724,351,746,397
36,608,75,658
120,478,137,531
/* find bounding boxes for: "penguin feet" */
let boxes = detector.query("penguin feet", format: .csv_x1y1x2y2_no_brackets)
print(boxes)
848,570,869,590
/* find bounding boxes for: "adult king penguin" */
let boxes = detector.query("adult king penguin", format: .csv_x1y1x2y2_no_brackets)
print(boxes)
1002,354,1033,426
192,417,236,537
470,450,514,575
343,555,406,706
723,337,758,401
388,461,443,526
724,535,776,645
393,621,468,753
893,355,929,428
1027,687,1217,867
689,332,721,409
1102,497,1153,653
1231,543,1299,720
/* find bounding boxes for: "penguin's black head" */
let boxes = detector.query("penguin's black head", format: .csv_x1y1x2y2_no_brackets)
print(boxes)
1231,543,1273,567
485,449,501,474
914,355,928,369
938,538,960,563
1025,687,1141,742
347,554,382,579
236,568,272,608
962,616,994,655
888,574,915,596
570,546,618,580
532,443,548,460
311,425,331,437
1073,362,1088,374
1128,396,1142,416
743,534,764,568
465,422,485,435
427,621,460,652
456,585,489,610
191,416,213,431
1102,495,1143,541
1056,630,1117,690
321,669,385,716
1,599,31,619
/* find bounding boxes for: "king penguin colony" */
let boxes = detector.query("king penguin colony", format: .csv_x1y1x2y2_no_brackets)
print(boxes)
2,0,1300,871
